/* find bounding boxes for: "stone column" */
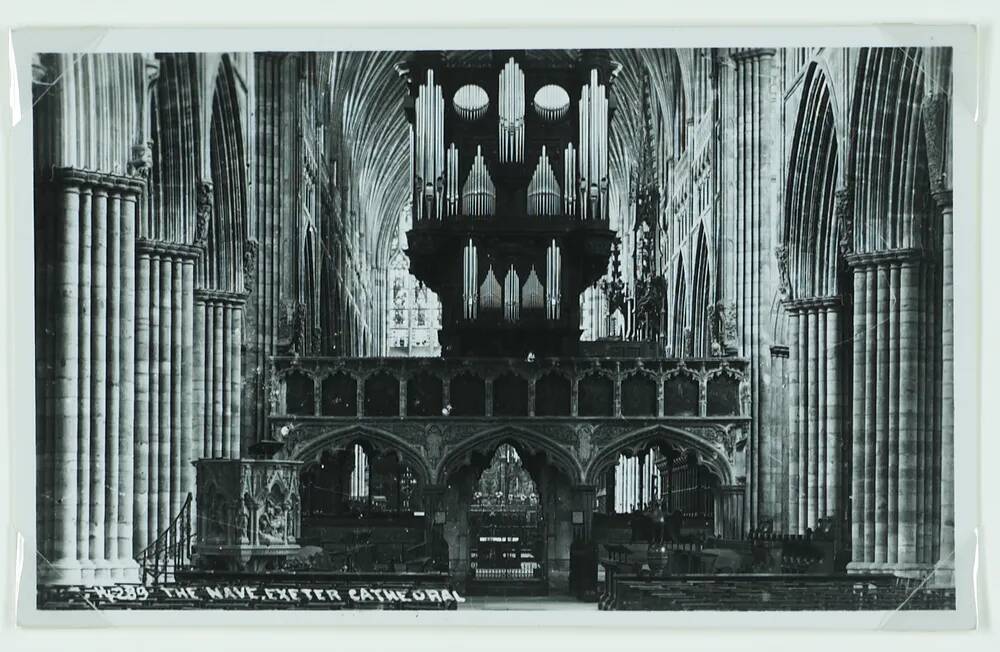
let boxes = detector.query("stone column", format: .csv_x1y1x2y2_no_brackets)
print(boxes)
420,483,448,567
897,258,920,569
147,253,160,541
874,263,890,566
47,178,82,584
181,260,195,500
134,248,151,553
825,305,842,528
937,192,954,584
105,187,121,580
223,304,234,458
730,48,778,530
170,258,183,519
76,182,94,583
863,265,877,565
786,311,800,534
204,298,216,457
90,184,110,581
887,263,900,565
796,308,808,531
118,187,139,581
158,257,172,535
806,307,819,529
193,297,206,460
231,307,243,458
213,302,225,458
849,268,867,568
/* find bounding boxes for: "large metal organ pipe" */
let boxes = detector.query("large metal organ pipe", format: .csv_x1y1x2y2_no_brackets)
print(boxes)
463,239,479,319
578,69,609,221
503,266,521,322
528,145,562,216
446,143,459,215
462,145,496,216
414,69,445,221
546,239,562,320
563,143,577,217
498,57,525,163
614,451,657,513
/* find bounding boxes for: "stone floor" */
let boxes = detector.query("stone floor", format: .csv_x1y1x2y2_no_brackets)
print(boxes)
461,596,597,610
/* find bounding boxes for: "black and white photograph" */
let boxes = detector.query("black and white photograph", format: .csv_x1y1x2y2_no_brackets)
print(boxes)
6,26,980,626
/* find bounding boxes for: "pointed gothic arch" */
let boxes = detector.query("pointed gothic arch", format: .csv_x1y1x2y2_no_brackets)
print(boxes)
784,62,841,300
848,47,934,254
206,54,249,292
671,253,688,356
691,226,712,355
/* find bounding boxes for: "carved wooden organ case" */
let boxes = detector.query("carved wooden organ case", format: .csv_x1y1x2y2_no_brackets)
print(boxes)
404,51,618,357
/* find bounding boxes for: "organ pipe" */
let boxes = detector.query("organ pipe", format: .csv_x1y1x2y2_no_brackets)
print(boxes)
480,265,501,311
546,239,562,320
498,57,525,163
522,266,544,311
503,265,521,322
563,143,577,217
463,239,479,319
528,146,562,216
462,145,496,216
414,69,445,221
578,69,609,221
446,143,459,216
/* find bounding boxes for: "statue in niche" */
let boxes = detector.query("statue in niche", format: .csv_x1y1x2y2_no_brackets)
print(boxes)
774,245,791,300
243,240,259,285
258,485,288,546
835,190,854,257
128,140,153,179
708,301,739,356
195,181,213,247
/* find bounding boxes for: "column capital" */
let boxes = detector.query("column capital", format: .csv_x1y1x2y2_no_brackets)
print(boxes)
844,247,925,269
729,48,776,63
194,288,250,306
769,345,790,359
137,238,203,262
782,295,843,313
46,166,147,195
932,189,953,210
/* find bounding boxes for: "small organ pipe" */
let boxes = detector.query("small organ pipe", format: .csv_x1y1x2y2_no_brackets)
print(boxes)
462,146,495,216
522,266,544,310
546,240,562,320
528,146,561,216
463,239,478,319
479,265,501,311
503,265,521,322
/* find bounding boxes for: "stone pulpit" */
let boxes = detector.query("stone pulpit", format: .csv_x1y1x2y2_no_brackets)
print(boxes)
192,458,303,571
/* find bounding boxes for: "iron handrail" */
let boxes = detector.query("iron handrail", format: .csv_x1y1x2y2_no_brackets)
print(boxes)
135,492,194,586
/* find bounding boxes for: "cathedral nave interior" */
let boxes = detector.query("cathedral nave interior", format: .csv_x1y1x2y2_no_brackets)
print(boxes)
30,46,955,609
